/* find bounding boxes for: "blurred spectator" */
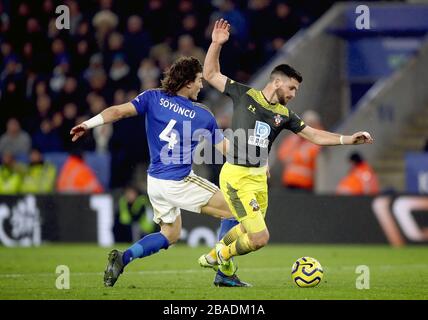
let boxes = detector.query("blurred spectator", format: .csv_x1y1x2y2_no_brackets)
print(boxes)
0,118,31,157
27,94,53,134
34,80,49,98
26,18,50,70
247,0,274,64
149,42,173,71
67,0,83,35
0,0,10,35
104,31,125,70
172,34,206,64
60,102,79,150
336,152,380,195
0,55,26,121
56,148,103,193
137,58,160,89
210,0,248,44
179,14,205,46
72,39,92,74
108,54,136,90
92,9,118,50
0,152,25,194
113,185,157,243
89,93,112,153
269,2,300,42
20,149,56,194
124,15,152,69
424,138,428,152
32,119,64,153
56,76,81,107
113,89,127,105
49,51,70,94
51,38,69,70
94,123,113,154
87,69,109,100
143,0,174,43
39,0,55,30
84,53,104,82
277,110,323,192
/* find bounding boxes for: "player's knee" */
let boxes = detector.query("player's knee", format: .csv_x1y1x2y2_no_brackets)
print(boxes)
249,229,269,250
257,230,270,248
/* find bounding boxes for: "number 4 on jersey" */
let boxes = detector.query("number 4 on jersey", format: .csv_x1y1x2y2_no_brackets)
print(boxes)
159,119,178,150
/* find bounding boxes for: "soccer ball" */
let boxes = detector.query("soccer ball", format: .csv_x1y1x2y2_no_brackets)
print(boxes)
291,257,324,288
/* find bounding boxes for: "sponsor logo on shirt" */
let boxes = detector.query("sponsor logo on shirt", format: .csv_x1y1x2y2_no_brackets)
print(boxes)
248,121,270,148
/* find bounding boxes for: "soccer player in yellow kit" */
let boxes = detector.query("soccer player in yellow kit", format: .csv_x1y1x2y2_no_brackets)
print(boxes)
198,19,374,286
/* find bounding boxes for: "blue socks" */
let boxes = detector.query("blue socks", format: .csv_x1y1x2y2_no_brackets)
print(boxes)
122,232,169,266
218,218,239,240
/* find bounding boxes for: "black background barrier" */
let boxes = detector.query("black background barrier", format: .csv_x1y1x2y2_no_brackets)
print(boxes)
0,193,427,246
265,192,386,243
0,195,112,246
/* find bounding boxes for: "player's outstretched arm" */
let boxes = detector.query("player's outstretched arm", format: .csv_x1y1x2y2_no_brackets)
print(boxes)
297,126,374,146
203,19,230,92
70,102,137,142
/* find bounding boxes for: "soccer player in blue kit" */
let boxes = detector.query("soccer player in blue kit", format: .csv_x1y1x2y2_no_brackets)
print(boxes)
70,57,248,287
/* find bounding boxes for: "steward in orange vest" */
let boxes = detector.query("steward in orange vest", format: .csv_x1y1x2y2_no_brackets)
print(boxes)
278,135,320,190
277,110,322,191
57,151,104,194
336,152,379,195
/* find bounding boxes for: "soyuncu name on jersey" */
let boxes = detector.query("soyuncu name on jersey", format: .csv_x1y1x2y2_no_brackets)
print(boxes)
160,98,196,119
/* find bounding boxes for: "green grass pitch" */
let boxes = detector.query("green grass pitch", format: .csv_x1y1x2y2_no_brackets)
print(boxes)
0,244,427,300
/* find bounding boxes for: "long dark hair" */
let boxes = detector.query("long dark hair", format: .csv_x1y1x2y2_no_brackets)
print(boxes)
161,56,202,95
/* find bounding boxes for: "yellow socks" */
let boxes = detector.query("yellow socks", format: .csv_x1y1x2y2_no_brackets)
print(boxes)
207,224,244,262
221,224,244,245
220,233,253,260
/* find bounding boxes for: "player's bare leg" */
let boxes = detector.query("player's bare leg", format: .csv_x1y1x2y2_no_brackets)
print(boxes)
200,190,234,219
159,215,182,245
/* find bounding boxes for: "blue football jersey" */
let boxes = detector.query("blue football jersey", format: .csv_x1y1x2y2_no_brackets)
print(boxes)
131,89,224,180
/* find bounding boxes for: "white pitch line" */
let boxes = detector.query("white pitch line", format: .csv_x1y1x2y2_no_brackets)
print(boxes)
0,267,283,278
1,264,427,278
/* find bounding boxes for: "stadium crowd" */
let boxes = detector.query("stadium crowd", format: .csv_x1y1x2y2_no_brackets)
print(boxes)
0,0,335,192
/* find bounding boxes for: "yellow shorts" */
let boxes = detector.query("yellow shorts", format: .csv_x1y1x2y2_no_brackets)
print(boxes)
219,162,268,234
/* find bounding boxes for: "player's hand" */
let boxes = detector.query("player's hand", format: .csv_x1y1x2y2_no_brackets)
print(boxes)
212,19,230,45
70,123,88,142
350,131,374,145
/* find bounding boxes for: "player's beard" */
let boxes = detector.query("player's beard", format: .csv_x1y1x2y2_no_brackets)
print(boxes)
276,89,287,105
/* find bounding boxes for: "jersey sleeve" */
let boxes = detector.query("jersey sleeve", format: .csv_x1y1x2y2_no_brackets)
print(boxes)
285,110,306,133
130,90,153,115
223,78,251,101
